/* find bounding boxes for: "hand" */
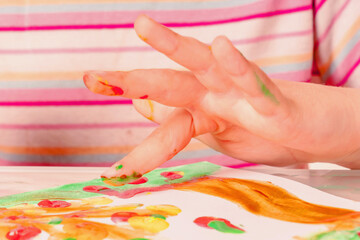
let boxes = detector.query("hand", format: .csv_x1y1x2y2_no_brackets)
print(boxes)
84,15,360,177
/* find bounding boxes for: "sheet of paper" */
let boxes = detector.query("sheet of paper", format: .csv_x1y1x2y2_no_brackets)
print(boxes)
0,162,359,240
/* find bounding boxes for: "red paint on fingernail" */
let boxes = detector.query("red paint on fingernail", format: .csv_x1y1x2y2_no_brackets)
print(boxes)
140,95,148,99
98,81,124,95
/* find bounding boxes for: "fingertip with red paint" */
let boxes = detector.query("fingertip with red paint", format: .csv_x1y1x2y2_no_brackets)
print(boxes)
83,71,124,96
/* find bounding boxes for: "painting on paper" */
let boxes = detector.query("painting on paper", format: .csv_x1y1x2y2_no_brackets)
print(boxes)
0,162,359,240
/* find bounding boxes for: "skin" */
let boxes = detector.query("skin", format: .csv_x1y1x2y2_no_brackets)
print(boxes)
83,15,360,178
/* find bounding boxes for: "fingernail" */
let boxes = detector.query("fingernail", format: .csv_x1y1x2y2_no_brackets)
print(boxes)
137,33,148,42
101,167,118,178
134,99,154,121
85,71,124,96
135,14,178,55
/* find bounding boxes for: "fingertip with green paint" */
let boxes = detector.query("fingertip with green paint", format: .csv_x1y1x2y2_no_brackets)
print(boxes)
116,165,123,170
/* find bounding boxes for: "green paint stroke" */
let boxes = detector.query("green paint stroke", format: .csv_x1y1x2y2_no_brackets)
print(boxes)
304,227,360,240
115,164,123,170
129,238,150,240
102,171,142,186
208,220,244,234
254,72,279,104
0,162,220,207
48,217,63,225
151,214,166,220
63,238,76,240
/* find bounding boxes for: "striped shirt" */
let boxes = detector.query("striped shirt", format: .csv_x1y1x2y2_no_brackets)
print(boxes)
0,0,359,167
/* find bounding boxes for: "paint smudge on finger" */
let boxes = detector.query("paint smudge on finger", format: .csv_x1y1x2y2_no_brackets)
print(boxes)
102,173,143,187
96,76,124,96
254,72,279,104
140,95,148,99
146,100,154,121
194,216,244,234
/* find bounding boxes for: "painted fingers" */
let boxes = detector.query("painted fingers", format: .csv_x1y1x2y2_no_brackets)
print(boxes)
101,108,194,178
211,36,288,116
83,69,206,107
134,14,233,92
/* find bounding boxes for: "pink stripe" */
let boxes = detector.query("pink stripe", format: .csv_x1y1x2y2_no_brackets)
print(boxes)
0,158,113,167
227,162,258,168
314,0,327,14
315,0,350,48
0,46,152,54
0,88,127,102
0,155,256,168
0,29,312,55
233,29,312,44
0,100,131,106
0,3,311,31
335,56,360,86
268,69,311,82
0,122,156,130
326,40,360,86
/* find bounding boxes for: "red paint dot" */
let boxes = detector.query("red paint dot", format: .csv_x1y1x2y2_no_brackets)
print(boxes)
194,216,244,232
6,226,41,240
194,216,217,229
128,177,148,185
160,171,183,180
38,199,71,208
83,185,110,193
111,212,138,223
140,95,148,99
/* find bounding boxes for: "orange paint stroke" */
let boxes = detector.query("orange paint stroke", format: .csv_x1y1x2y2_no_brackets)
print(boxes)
174,177,358,224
